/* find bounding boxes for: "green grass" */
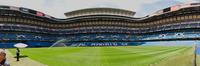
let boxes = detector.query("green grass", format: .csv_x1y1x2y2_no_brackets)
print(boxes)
9,46,193,66
197,55,200,66
154,46,194,66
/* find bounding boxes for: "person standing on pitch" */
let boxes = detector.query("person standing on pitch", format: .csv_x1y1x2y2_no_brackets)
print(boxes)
16,48,20,61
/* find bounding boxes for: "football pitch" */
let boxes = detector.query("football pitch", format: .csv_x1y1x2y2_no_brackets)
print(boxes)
9,46,194,66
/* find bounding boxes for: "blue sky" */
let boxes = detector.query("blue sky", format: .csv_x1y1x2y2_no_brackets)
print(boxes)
0,0,199,18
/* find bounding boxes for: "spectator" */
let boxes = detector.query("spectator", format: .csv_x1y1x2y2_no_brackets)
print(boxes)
0,51,10,66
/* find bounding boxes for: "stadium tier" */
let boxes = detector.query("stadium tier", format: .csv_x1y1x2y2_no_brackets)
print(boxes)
0,3,200,47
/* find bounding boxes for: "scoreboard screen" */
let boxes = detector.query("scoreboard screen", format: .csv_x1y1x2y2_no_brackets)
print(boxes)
163,7,171,12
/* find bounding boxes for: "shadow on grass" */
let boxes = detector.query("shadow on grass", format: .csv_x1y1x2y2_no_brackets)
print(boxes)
13,55,28,58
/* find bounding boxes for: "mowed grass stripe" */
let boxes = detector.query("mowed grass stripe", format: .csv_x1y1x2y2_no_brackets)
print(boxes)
98,46,189,66
10,47,89,66
9,46,192,66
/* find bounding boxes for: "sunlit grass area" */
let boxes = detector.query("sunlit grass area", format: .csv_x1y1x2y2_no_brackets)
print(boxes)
197,55,200,66
9,46,193,66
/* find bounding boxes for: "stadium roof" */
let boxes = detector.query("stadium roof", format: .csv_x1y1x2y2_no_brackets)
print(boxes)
64,8,136,18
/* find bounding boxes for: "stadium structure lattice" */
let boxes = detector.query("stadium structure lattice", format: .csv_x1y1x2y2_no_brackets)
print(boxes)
0,3,200,47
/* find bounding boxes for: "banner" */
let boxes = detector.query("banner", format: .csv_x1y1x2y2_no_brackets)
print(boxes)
36,11,44,16
171,5,180,11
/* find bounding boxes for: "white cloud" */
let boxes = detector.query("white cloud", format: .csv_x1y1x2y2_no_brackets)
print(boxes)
39,0,162,18
174,0,199,3
0,0,161,18
0,0,199,18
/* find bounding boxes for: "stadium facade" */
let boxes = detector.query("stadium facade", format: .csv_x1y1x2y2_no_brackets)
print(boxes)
0,3,200,47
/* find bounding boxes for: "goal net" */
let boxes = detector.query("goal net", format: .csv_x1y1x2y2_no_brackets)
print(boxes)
49,39,70,48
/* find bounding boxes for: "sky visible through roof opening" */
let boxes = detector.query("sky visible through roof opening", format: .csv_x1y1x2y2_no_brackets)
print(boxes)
0,0,199,18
